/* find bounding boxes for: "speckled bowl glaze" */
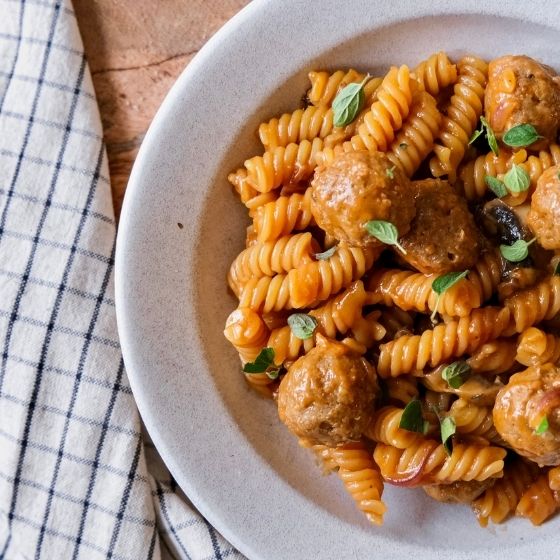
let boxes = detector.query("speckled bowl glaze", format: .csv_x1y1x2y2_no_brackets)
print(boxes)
115,1,560,558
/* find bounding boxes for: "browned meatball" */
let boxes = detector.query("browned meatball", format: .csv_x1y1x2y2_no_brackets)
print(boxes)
399,179,481,274
277,335,378,446
493,364,560,466
310,151,415,248
485,55,560,149
527,165,560,249
423,479,494,504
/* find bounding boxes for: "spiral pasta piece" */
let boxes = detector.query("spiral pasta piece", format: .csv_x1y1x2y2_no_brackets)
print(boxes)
373,440,505,484
224,307,270,363
467,250,504,303
240,137,324,193
229,168,279,212
259,105,334,149
466,338,518,375
472,459,539,526
300,441,339,474
330,442,386,525
253,189,314,243
377,307,511,378
228,232,318,295
516,327,560,366
457,149,524,200
288,245,379,309
384,377,419,406
345,65,414,153
505,276,560,333
238,246,377,312
414,51,458,96
430,56,488,182
307,68,366,107
449,399,501,443
366,267,481,317
267,280,369,364
516,473,560,525
366,406,424,449
386,90,442,177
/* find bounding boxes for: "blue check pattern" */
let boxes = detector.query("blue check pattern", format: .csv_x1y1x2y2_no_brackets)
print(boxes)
0,1,243,558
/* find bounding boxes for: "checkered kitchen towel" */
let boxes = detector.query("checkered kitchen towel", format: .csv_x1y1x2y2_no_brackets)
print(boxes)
0,1,243,558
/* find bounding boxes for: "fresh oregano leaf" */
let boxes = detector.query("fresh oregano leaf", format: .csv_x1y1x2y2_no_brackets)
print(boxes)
504,164,530,193
431,270,469,320
468,128,483,145
440,416,456,455
554,262,560,276
399,400,429,434
485,176,508,198
499,238,536,263
287,313,318,340
480,116,499,156
442,361,471,389
535,416,549,435
243,347,278,379
386,165,396,179
503,123,541,148
314,246,336,260
332,75,369,127
365,220,406,254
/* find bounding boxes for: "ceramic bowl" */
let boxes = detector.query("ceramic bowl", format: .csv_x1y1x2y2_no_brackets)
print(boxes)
115,1,560,558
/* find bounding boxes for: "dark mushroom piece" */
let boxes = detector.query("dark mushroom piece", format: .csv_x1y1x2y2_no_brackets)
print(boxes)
477,199,549,299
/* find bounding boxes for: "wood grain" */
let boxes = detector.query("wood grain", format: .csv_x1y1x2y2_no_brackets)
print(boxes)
73,0,249,217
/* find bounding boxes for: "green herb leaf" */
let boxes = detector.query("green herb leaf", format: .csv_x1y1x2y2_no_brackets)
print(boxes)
365,220,406,254
485,176,508,198
287,313,318,340
504,164,530,193
499,238,536,263
503,123,541,148
399,400,429,434
442,361,471,389
468,128,483,145
314,246,336,260
332,76,368,127
480,116,499,156
386,165,396,179
535,416,549,435
243,347,275,374
440,416,456,455
431,270,469,321
554,262,560,276
399,142,408,149
432,271,469,295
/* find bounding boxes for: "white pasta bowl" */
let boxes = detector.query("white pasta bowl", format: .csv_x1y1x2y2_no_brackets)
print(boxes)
115,1,560,558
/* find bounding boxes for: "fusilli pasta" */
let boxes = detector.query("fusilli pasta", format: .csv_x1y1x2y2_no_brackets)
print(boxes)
414,51,458,96
472,459,539,526
373,440,506,484
430,56,488,182
377,307,511,377
516,326,560,366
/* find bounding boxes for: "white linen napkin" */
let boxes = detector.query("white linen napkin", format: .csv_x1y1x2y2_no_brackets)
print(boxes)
0,1,243,558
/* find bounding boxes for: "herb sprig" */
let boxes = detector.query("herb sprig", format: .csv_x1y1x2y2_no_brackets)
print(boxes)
503,123,542,148
500,238,536,263
243,347,281,379
332,75,369,127
365,220,406,254
431,270,469,321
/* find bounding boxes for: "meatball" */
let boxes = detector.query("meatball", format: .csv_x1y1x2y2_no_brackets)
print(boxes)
485,55,560,149
527,165,560,249
310,151,415,248
399,179,481,274
493,364,560,466
277,335,378,446
423,479,494,504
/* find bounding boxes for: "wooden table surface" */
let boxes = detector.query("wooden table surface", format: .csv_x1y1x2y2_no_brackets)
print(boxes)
73,0,250,217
